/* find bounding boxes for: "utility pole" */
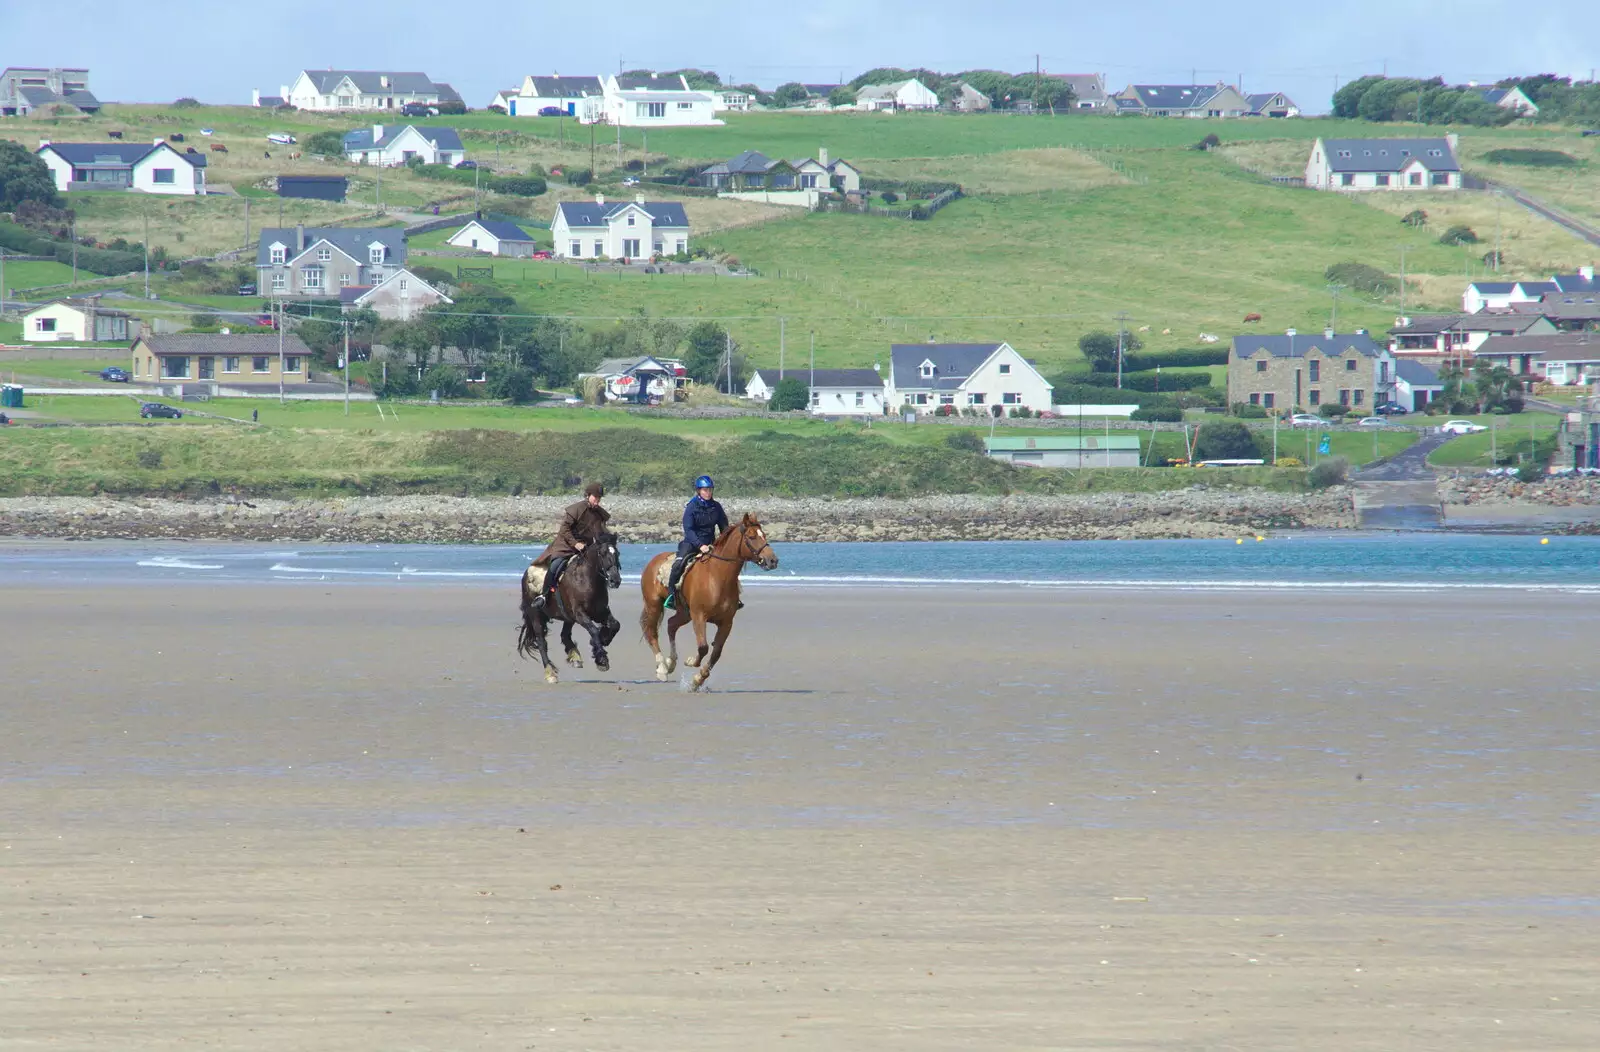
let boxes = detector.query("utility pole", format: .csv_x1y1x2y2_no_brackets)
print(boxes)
1494,190,1502,271
343,318,350,416
1113,311,1132,388
243,197,250,250
809,331,815,408
724,330,733,394
143,209,150,300
590,121,596,181
1327,283,1344,329
1399,245,1407,316
778,316,785,380
71,216,77,286
277,298,285,405
0,246,7,316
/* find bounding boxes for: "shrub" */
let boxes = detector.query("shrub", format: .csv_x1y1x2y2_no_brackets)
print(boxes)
1049,383,1173,411
1010,405,1033,418
1121,348,1228,371
1482,249,1505,267
1232,403,1268,419
1119,370,1213,392
173,97,201,108
1401,208,1429,227
1307,456,1349,488
421,364,469,399
490,365,536,404
623,159,644,172
1318,403,1350,419
305,130,344,157
1194,133,1221,151
1516,462,1546,483
487,104,507,115
1130,406,1183,422
1193,421,1260,461
527,163,547,178
1274,456,1303,467
492,175,546,196
880,191,899,204
1325,261,1398,296
945,430,986,452
1439,224,1479,245
766,376,809,412
409,264,454,287
565,168,593,186
1482,148,1579,167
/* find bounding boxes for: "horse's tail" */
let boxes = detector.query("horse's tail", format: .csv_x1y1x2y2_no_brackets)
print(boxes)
639,588,661,643
516,572,540,659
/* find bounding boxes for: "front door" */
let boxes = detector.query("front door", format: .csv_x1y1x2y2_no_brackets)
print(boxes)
622,238,641,258
198,356,214,380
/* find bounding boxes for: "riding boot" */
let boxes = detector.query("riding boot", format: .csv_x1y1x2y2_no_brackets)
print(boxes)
665,557,686,609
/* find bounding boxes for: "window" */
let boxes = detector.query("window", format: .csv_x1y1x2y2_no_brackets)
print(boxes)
339,273,353,287
570,240,582,256
1263,393,1275,408
1308,360,1320,382
1339,389,1350,406
1249,393,1261,405
152,168,175,184
1002,392,1021,404
284,356,302,373
677,102,693,110
223,357,240,373
34,317,56,333
270,244,286,264
1376,174,1390,186
800,174,817,188
271,272,286,291
639,102,666,118
402,151,415,164
919,361,935,378
302,267,324,290
653,241,663,255
1345,358,1357,371
368,245,385,265
855,391,864,407
399,279,408,292
316,246,332,262
338,95,352,107
593,240,603,257
675,239,686,254
1432,172,1451,186
914,393,929,405
161,356,189,378
939,393,955,405
811,391,820,407
1340,173,1354,186
1353,389,1364,406
198,356,214,380
1308,389,1321,406
969,393,986,405
622,238,641,258
626,214,635,226
1337,150,1351,158
252,356,270,373
1408,172,1422,186
999,363,1011,374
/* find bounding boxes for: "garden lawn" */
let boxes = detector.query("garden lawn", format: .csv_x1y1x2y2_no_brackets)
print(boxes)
1427,415,1561,468
1,259,90,292
0,358,127,383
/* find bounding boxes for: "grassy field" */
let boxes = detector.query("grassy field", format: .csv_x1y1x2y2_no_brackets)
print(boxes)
1427,415,1561,468
0,357,125,383
1,259,92,294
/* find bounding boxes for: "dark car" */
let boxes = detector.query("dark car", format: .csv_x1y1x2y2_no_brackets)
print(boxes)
99,366,130,382
1583,129,1600,137
539,106,565,117
400,102,437,117
1374,402,1410,416
140,402,183,419
455,159,480,169
237,282,257,296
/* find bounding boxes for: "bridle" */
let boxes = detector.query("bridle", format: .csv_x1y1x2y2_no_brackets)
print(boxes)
705,523,772,563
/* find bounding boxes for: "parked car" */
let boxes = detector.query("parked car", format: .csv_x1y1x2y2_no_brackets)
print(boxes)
237,282,257,296
539,106,565,117
454,160,480,169
1287,413,1323,428
1441,419,1487,434
99,366,129,382
139,402,182,419
266,132,297,146
1355,416,1388,427
400,102,438,117
1583,130,1600,138
531,250,553,260
1374,402,1409,415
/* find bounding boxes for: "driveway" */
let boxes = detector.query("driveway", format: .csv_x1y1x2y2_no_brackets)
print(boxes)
1352,429,1450,481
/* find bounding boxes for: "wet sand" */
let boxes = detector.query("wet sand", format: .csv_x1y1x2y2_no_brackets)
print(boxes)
2,585,1596,1050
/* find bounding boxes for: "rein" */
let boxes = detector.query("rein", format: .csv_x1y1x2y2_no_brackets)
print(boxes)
704,524,771,563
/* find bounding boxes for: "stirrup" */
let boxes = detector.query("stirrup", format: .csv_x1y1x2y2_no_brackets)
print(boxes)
663,592,677,610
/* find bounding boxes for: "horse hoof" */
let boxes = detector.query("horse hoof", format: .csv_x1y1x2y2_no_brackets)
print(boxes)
565,649,583,668
691,674,706,691
684,655,700,668
544,668,559,684
596,656,610,672
655,668,669,682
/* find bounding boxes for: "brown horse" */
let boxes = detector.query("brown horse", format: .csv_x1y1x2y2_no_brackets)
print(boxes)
639,514,778,690
516,530,623,683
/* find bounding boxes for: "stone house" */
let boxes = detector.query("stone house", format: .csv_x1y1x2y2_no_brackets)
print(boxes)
1228,329,1395,412
256,226,407,298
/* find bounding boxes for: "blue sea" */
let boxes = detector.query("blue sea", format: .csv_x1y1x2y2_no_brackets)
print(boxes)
2,533,1598,593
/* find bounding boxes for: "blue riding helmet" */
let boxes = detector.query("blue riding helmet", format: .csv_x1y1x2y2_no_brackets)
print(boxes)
693,475,714,490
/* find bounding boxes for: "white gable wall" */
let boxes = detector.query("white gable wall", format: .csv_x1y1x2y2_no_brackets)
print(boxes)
23,301,90,341
131,145,202,194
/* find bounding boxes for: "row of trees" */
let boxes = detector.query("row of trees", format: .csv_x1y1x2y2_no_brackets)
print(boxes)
1333,73,1600,126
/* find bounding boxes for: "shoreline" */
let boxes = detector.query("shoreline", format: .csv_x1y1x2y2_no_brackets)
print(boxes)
0,490,1358,543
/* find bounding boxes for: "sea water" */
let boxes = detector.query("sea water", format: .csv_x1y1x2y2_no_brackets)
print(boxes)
1,533,1598,592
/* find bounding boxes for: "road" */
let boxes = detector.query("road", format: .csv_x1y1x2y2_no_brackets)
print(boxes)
1351,429,1451,481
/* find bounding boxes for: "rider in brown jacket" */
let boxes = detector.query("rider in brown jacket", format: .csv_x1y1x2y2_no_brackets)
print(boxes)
529,482,609,608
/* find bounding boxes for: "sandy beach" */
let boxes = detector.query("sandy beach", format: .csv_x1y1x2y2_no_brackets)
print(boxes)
2,584,1596,1050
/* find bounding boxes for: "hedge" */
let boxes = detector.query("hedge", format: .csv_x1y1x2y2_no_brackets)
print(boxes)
410,164,546,197
859,176,963,196
1130,406,1183,422
0,222,142,276
1482,148,1580,168
1117,370,1213,392
1325,261,1398,296
1121,348,1228,371
1049,382,1174,410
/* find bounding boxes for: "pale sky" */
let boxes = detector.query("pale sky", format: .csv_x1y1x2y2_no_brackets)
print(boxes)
5,0,1594,115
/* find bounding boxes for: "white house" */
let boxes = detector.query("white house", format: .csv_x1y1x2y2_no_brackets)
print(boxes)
855,79,940,111
280,70,458,112
551,195,690,261
21,296,137,342
1305,136,1461,191
1478,86,1538,117
341,124,464,167
446,219,539,257
1464,267,1596,312
746,368,886,416
885,342,1054,415
35,140,204,195
339,268,451,321
501,75,606,120
1391,359,1444,411
602,73,720,126
1246,91,1300,117
715,89,754,112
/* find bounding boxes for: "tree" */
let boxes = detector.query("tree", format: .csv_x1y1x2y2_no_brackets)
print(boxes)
1472,360,1524,413
828,86,856,108
1331,75,1385,118
421,364,468,399
1439,224,1479,245
1401,208,1429,228
1010,73,1075,112
766,376,809,411
489,364,536,403
0,140,61,211
383,318,438,378
1078,330,1142,373
1193,421,1260,461
305,130,344,157
771,82,810,109
663,68,722,90
685,321,733,384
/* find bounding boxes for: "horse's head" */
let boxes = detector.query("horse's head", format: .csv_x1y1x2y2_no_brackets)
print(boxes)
740,513,778,571
594,530,623,589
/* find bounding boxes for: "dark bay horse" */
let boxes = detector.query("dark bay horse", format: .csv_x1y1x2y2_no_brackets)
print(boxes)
517,530,623,683
639,514,778,690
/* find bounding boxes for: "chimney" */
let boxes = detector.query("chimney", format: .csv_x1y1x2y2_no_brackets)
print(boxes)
635,192,645,204
296,224,306,253
38,138,50,148
154,138,163,146
1581,265,1595,281
280,84,289,99
1355,328,1368,335
1324,327,1335,339
818,146,829,167
1446,132,1459,152
373,124,384,141
594,192,605,205
1285,328,1297,336
380,75,390,90
252,88,261,107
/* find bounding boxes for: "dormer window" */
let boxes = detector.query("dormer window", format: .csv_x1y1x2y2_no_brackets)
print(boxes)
317,246,332,262
269,242,286,265
368,244,385,264
919,360,936,379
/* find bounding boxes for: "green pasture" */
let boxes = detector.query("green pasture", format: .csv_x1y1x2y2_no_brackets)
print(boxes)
0,358,126,383
1427,415,1561,467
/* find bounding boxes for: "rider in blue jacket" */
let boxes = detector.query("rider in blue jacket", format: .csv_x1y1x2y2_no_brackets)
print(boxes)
666,475,727,609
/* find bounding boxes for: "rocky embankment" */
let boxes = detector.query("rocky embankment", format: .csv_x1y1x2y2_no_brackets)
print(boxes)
1439,475,1600,507
0,490,1357,544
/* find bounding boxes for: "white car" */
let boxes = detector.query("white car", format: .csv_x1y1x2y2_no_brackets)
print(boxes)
266,132,297,146
1356,416,1388,427
1287,413,1323,428
1441,419,1487,435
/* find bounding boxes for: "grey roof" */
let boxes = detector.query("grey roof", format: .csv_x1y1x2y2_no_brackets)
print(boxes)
1123,84,1226,110
592,355,672,376
615,73,687,91
524,75,604,98
37,141,196,169
1479,88,1509,104
802,84,843,95
1468,281,1518,294
257,95,285,107
463,219,534,242
1552,273,1600,293
1047,74,1108,102
255,226,407,266
301,70,441,94
1393,359,1442,386
752,368,883,388
1515,294,1600,320
137,332,312,357
1388,314,1466,335
433,83,461,103
888,343,1004,388
341,124,463,152
1517,281,1559,296
1390,313,1545,335
552,201,690,229
338,286,371,305
1231,332,1385,358
1476,333,1600,362
726,149,774,173
1320,138,1460,173
1247,91,1295,111
856,82,906,100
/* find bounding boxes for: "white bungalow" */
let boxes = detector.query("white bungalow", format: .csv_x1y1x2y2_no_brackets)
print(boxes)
746,368,886,416
446,219,539,258
885,342,1054,415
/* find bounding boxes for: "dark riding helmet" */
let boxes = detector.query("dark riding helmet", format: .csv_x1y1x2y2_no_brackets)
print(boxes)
693,475,714,490
584,481,604,498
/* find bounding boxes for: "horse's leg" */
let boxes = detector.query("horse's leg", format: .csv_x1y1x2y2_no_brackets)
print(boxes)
664,609,690,676
690,617,734,692
561,617,583,667
685,612,710,670
581,615,610,672
535,613,558,684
